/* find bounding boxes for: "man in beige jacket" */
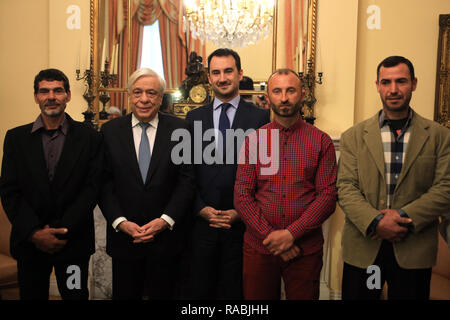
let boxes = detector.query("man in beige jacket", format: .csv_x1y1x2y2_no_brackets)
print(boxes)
337,56,450,299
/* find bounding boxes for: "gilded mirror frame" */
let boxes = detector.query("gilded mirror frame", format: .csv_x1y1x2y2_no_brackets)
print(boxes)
434,14,450,128
89,0,319,122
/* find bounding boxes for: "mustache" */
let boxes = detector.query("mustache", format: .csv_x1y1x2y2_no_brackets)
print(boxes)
45,101,60,106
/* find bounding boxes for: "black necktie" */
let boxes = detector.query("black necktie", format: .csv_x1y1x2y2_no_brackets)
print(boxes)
218,103,232,160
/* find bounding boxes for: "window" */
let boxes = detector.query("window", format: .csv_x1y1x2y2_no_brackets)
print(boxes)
140,21,165,80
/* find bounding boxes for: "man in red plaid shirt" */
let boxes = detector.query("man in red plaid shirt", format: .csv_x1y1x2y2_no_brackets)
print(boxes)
234,69,337,299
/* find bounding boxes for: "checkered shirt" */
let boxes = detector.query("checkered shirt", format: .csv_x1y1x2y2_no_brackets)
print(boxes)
234,118,337,255
379,110,412,208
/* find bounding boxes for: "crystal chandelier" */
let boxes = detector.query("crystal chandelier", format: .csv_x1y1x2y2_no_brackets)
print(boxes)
183,0,275,47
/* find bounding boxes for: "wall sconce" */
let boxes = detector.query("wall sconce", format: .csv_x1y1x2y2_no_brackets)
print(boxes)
299,57,323,125
76,57,96,128
98,59,118,120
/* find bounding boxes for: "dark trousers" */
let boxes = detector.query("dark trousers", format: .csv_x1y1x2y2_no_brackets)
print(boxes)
342,240,432,300
17,257,90,300
112,255,178,300
243,242,323,300
188,221,244,299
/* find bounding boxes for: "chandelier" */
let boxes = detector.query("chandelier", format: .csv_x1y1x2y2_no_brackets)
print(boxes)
183,0,275,47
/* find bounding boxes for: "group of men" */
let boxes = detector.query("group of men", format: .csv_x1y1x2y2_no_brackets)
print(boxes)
0,49,448,300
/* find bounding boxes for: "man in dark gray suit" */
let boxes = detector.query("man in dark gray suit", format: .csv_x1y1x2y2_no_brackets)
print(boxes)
186,48,270,299
100,68,195,299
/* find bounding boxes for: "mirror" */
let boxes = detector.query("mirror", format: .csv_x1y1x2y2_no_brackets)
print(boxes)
89,0,319,124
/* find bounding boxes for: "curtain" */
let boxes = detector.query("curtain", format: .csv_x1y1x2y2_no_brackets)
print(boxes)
136,0,206,88
106,0,142,109
283,0,307,72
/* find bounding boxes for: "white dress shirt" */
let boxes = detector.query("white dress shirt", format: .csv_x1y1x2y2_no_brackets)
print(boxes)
112,113,175,231
212,95,240,143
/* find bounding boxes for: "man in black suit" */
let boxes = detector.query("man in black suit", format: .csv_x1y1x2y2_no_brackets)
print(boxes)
185,48,270,299
0,69,102,300
100,68,195,300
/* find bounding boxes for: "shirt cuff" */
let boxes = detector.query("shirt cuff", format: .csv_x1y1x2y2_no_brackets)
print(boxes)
112,217,128,232
398,209,414,232
367,214,384,237
161,214,175,230
397,209,409,218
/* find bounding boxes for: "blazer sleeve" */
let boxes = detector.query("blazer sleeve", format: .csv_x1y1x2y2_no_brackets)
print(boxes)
401,128,450,233
98,125,126,225
337,128,384,236
185,111,207,214
162,121,195,223
0,131,42,242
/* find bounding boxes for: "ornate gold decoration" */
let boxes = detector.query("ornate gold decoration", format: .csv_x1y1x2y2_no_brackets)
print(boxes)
434,14,450,128
189,84,208,104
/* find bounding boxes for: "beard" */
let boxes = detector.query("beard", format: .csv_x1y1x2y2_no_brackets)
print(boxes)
381,91,412,114
42,105,65,117
270,100,302,118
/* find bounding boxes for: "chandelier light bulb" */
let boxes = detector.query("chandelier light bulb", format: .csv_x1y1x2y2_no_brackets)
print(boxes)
183,0,274,47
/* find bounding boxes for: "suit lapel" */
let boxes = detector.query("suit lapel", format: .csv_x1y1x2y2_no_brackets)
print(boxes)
363,115,386,181
396,113,429,188
27,130,52,199
146,113,169,184
231,99,249,131
201,104,216,158
52,118,85,189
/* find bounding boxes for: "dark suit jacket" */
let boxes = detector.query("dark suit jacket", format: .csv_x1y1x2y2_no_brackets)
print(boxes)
100,112,195,260
185,99,270,231
0,114,102,261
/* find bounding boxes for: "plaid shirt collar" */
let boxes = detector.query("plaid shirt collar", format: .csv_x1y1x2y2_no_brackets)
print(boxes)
378,107,413,130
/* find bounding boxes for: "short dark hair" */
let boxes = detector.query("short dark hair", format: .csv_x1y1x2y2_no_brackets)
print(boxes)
239,76,254,90
34,69,70,94
377,56,415,82
207,48,241,72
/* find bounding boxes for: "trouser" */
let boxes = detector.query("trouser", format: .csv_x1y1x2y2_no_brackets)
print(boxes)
242,242,323,300
17,257,90,300
112,255,178,300
342,240,432,300
189,222,244,300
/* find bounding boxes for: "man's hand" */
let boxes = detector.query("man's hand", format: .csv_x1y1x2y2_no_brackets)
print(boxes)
279,245,301,262
199,206,235,229
118,221,145,239
372,209,412,242
209,209,240,229
30,225,68,254
133,218,169,243
263,229,294,256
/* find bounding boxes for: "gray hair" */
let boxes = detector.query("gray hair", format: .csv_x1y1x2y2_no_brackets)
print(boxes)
127,68,166,94
107,106,121,115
